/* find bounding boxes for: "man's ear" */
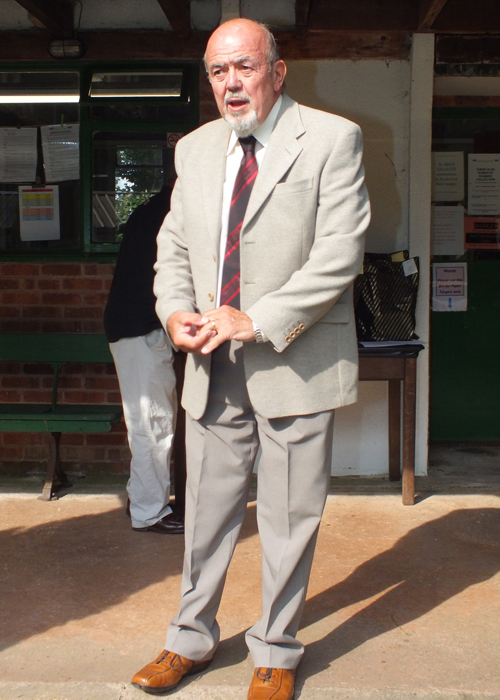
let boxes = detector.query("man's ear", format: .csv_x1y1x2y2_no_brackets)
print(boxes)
273,60,287,92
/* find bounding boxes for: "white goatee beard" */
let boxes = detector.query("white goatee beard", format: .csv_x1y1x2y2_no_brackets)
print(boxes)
223,102,260,137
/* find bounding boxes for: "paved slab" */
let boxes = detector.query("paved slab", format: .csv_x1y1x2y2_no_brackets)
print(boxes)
0,479,499,700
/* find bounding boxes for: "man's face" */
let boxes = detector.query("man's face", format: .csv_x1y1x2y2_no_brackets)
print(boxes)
205,20,286,136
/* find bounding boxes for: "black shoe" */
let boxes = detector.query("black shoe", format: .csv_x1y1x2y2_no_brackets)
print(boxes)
133,511,184,535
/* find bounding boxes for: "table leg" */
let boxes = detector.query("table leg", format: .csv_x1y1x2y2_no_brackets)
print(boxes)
402,357,417,505
388,379,401,481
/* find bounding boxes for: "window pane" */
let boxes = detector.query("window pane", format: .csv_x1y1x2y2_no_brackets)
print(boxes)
0,72,79,103
92,131,176,243
90,72,182,98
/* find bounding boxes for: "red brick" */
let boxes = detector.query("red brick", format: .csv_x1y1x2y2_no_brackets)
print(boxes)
0,279,19,290
0,362,21,373
37,279,61,291
2,432,46,445
108,448,125,462
41,292,81,305
62,390,105,403
86,433,125,446
21,278,36,290
1,376,39,389
1,292,40,305
40,264,82,276
64,306,104,319
85,376,118,390
86,447,106,461
0,447,20,459
81,292,109,305
106,392,122,403
24,446,49,460
62,278,103,291
0,263,40,276
41,321,82,333
0,307,21,318
22,390,52,402
23,306,62,319
82,321,105,333
56,376,82,390
63,434,85,446
84,263,115,276
0,390,21,402
0,320,40,332
24,363,53,375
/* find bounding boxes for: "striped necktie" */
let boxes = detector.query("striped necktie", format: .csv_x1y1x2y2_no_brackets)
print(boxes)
220,135,258,309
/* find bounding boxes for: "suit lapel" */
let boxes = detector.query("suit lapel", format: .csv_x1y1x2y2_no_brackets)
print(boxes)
198,120,231,249
243,96,305,229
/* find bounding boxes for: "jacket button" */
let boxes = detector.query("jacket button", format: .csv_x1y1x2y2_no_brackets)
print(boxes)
212,253,216,261
208,293,214,302
285,335,291,342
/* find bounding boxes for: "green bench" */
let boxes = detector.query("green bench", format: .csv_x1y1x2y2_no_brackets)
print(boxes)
0,333,122,501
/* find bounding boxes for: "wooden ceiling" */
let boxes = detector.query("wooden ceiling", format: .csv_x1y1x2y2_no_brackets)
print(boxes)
2,0,500,62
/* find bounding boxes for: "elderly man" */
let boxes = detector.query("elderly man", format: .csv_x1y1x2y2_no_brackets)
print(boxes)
132,18,370,700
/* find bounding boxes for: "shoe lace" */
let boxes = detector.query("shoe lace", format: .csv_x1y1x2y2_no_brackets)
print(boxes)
256,668,276,683
156,651,182,670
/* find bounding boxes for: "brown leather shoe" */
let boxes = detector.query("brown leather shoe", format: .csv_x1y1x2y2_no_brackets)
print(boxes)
247,667,296,700
133,511,184,535
132,650,211,695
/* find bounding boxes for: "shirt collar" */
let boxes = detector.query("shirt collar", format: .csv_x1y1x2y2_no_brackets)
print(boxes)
226,94,283,155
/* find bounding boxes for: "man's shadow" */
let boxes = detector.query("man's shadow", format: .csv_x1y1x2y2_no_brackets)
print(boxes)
217,507,500,681
0,499,258,650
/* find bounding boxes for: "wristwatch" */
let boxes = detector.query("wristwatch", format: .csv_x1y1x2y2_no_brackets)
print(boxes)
252,321,265,343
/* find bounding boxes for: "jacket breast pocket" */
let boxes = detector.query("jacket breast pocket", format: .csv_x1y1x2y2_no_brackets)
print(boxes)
273,178,314,196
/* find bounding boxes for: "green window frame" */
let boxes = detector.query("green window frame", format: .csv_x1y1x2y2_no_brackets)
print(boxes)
0,60,199,261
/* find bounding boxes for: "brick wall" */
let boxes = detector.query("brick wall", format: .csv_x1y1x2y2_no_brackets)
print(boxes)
0,262,130,477
0,79,218,478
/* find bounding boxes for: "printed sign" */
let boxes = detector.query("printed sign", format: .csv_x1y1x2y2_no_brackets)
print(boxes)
464,216,500,250
432,263,467,312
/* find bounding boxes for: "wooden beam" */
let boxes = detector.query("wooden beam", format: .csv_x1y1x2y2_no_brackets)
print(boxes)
418,0,450,30
156,0,191,39
0,30,412,62
295,0,312,36
15,0,73,36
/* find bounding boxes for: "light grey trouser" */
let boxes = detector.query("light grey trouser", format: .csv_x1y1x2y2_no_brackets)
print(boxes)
110,329,176,528
165,341,334,669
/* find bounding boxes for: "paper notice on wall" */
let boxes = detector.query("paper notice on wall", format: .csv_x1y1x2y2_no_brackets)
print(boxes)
18,185,60,241
432,152,464,202
431,205,465,256
464,216,500,249
468,153,500,215
41,124,79,182
432,263,467,312
0,128,37,182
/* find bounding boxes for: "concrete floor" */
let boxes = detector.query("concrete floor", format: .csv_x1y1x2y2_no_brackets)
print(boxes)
1,446,500,700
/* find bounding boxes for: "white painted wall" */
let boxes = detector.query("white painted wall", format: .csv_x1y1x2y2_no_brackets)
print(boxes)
286,56,431,476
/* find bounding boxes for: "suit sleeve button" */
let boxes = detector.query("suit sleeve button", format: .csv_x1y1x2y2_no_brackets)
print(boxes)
285,335,291,342
299,324,305,330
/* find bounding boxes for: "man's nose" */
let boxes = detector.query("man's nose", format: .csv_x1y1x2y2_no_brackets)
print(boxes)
226,66,242,91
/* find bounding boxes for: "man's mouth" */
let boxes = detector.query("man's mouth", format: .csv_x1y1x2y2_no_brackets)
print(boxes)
225,96,250,113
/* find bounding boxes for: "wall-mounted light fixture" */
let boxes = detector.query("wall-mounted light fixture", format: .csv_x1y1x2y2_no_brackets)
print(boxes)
48,39,85,60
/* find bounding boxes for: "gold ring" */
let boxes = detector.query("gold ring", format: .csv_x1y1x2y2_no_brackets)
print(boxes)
210,319,218,332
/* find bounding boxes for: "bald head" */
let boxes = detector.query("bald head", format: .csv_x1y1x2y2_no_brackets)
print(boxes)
204,19,286,136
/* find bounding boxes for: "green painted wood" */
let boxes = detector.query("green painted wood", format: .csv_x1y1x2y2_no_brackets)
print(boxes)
0,333,113,364
429,260,500,440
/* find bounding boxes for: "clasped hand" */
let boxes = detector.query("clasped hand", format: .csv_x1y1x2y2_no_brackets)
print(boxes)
167,306,255,354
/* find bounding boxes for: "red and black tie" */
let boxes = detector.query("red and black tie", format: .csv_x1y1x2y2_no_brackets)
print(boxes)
220,135,258,309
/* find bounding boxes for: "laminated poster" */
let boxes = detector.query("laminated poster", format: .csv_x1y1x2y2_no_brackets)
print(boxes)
18,186,60,241
0,128,37,182
41,124,79,182
432,263,467,312
432,205,465,256
468,154,500,216
432,152,464,202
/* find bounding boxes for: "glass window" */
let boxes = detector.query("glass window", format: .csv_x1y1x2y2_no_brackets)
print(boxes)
92,131,176,243
90,71,183,98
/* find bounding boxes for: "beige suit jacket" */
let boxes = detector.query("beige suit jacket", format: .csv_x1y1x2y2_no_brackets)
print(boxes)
154,94,371,420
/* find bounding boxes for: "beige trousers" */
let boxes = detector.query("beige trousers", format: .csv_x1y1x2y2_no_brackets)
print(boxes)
165,341,334,669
